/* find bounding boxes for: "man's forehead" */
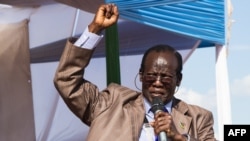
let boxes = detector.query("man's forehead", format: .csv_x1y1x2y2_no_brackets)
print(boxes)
155,56,168,64
144,52,178,70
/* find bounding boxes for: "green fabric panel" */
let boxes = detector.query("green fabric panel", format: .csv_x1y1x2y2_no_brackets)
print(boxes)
105,24,121,85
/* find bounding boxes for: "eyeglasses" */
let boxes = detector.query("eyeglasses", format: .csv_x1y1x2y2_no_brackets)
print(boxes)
143,73,176,83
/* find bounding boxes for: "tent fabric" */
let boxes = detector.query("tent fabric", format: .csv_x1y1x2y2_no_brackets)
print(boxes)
55,0,104,13
31,62,90,140
0,19,35,141
105,0,225,46
30,20,201,63
0,0,55,7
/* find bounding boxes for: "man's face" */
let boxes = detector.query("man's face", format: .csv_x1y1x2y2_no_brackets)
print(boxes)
140,51,180,105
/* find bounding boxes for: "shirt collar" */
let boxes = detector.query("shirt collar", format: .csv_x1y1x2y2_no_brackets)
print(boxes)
143,98,173,114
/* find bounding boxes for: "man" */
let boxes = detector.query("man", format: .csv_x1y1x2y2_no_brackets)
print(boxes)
54,3,216,141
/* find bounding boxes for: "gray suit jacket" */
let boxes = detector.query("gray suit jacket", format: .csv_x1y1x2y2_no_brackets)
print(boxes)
54,39,216,141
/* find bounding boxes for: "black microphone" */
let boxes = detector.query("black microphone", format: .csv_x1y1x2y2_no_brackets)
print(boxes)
151,97,168,141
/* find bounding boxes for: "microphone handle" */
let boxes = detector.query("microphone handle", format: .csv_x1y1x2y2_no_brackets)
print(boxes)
159,131,167,141
151,97,168,141
156,110,168,141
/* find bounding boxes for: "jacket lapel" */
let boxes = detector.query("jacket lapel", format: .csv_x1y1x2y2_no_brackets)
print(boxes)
171,98,192,134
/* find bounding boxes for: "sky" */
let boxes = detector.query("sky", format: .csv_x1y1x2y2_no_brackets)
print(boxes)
175,0,250,139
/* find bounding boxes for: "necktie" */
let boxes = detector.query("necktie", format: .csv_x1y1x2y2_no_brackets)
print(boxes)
144,106,168,141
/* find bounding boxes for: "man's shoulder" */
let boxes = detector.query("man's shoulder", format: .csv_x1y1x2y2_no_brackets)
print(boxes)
105,83,142,104
107,82,131,90
106,83,140,96
173,97,212,115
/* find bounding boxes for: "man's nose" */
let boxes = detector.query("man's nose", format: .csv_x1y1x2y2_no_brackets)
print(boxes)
154,76,164,85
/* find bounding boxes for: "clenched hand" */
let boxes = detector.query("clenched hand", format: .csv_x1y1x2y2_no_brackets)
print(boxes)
88,3,119,34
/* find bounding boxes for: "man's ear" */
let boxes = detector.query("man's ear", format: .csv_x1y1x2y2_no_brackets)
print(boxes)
176,73,182,86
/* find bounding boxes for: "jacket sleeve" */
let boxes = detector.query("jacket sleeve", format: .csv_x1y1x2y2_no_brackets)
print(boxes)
53,38,99,125
196,110,216,141
189,109,216,141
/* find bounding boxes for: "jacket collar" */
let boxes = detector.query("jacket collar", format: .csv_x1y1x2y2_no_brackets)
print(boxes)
171,97,192,134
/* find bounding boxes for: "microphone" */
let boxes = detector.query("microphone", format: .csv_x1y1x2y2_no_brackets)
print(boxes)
151,97,168,141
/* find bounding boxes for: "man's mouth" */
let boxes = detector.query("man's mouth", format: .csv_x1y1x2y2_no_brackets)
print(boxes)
150,92,163,97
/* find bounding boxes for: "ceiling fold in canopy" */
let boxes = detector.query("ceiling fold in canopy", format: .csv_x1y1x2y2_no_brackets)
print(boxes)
0,0,226,47
105,0,225,46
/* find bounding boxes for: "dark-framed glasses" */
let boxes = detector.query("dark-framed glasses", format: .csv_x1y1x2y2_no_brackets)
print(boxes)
143,74,175,83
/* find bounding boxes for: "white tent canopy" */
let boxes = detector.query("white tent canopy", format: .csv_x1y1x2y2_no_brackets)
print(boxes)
0,0,233,141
